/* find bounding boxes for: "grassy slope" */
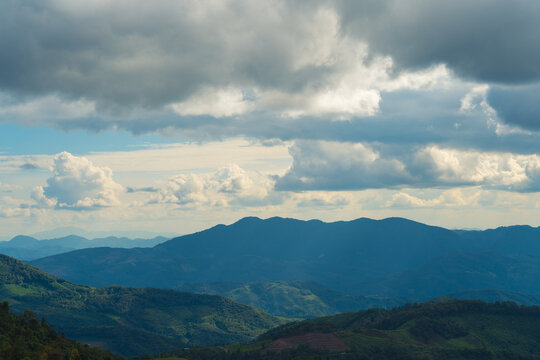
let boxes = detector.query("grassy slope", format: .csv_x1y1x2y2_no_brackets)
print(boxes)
176,281,408,318
166,299,540,360
0,255,286,357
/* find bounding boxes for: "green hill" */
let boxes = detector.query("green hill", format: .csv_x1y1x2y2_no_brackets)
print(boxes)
167,299,540,360
0,301,122,360
0,255,286,357
176,281,408,318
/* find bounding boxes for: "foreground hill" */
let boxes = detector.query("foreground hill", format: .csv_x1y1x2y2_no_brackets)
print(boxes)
0,234,168,260
0,255,285,357
176,281,408,318
167,299,540,360
0,301,121,360
31,217,540,298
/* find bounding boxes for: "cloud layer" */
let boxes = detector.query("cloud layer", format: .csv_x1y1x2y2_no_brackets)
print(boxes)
152,164,279,208
276,141,540,192
2,0,539,133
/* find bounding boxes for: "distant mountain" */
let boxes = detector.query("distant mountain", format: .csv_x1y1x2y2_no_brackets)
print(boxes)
31,216,465,291
0,301,122,360
0,234,169,260
176,281,409,318
31,227,178,240
30,216,540,299
0,254,285,357
169,299,540,360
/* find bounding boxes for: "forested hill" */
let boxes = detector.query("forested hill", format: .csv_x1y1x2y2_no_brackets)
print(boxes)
0,254,285,357
30,216,540,299
168,299,540,360
0,301,121,360
176,281,408,318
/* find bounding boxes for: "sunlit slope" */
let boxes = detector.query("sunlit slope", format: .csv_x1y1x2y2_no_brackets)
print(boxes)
0,254,286,357
176,281,408,318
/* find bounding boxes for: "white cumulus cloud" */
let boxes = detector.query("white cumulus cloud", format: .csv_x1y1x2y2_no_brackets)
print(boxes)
35,152,123,210
152,164,277,208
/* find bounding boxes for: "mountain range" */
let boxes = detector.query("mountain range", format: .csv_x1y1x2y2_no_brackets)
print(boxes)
29,216,540,300
0,234,168,260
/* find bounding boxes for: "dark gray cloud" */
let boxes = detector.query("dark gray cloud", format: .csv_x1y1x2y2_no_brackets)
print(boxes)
20,162,40,170
338,0,540,83
488,84,540,130
2,0,539,112
126,186,159,194
0,0,336,109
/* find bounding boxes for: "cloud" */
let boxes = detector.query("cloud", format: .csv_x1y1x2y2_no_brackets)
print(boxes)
0,0,348,110
2,0,540,165
171,87,255,118
338,0,540,84
295,192,351,208
152,164,279,208
275,140,540,192
0,196,32,218
275,140,411,191
487,84,540,131
126,186,159,194
20,162,40,170
0,181,16,192
2,0,515,130
35,152,123,210
387,189,480,208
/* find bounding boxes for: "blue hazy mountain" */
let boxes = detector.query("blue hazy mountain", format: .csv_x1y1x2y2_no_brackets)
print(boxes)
30,216,540,300
0,234,169,260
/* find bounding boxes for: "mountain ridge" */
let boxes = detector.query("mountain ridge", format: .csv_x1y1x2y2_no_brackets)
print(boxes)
0,234,168,260
29,216,540,299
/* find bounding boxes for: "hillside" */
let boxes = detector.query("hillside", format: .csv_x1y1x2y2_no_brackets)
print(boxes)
450,289,540,305
166,299,540,360
0,301,122,360
176,281,408,318
0,235,168,260
30,216,540,299
376,252,540,298
0,255,285,357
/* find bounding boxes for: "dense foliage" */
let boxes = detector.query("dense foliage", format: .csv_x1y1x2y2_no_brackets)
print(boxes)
176,281,407,318
0,301,121,360
163,299,540,360
0,255,285,357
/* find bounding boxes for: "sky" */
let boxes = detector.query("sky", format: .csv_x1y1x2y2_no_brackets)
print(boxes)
2,0,540,239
